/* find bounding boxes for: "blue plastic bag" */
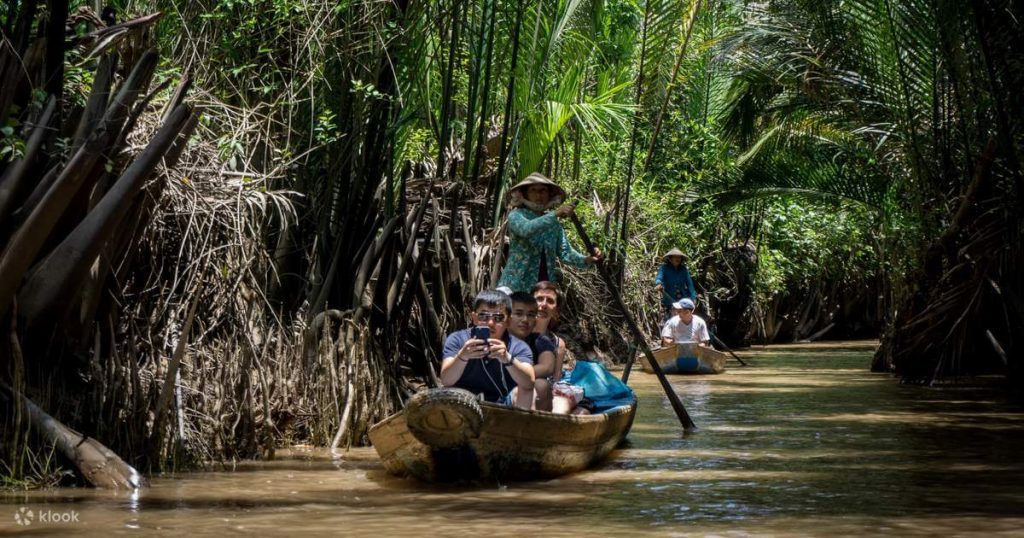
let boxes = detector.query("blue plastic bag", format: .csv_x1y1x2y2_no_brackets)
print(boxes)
568,360,636,413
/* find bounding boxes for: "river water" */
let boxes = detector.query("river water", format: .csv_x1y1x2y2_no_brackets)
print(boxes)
3,342,1024,536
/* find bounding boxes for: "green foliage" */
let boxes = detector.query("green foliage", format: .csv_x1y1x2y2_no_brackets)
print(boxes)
0,442,69,491
147,0,975,344
518,67,633,174
754,201,877,294
0,123,25,161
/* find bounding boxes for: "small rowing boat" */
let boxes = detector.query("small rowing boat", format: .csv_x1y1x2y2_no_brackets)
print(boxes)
368,387,637,482
643,343,728,374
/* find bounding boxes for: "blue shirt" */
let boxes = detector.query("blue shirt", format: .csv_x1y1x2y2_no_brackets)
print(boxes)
656,263,695,307
442,328,534,402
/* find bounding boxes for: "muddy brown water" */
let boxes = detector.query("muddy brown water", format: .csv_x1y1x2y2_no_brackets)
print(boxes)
3,342,1024,536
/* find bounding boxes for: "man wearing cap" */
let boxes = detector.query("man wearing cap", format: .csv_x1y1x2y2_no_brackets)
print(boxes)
655,248,696,321
661,298,710,347
497,172,602,293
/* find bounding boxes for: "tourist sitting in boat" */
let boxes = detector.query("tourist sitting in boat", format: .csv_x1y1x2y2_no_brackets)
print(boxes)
497,172,602,293
532,281,567,369
506,291,560,410
655,248,696,322
661,298,710,346
532,281,587,414
440,290,536,409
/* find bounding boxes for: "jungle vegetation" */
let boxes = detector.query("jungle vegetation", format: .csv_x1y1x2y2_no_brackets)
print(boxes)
0,0,1020,485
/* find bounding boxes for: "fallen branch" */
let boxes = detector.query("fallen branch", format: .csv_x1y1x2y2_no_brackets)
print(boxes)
0,378,143,489
800,322,835,343
985,330,1009,366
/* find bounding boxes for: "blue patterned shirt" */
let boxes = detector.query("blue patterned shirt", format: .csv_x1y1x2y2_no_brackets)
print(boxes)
497,208,588,293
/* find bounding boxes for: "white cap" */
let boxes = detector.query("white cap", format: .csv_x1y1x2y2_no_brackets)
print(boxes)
672,298,695,310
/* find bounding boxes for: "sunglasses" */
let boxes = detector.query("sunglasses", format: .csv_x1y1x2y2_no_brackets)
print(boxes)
475,312,507,322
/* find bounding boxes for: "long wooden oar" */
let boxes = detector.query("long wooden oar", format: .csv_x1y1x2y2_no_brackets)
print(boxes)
699,303,749,366
711,331,748,366
620,344,638,384
627,290,671,385
568,212,696,431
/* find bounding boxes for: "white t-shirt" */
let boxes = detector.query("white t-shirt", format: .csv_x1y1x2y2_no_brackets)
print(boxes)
661,314,710,344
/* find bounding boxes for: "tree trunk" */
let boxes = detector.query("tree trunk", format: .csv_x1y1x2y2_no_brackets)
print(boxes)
1,381,144,489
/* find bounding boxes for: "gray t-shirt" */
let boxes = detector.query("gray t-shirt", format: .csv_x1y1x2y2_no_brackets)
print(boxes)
442,328,534,402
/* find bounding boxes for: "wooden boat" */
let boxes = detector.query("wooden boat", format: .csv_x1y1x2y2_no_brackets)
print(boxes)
368,388,637,482
642,343,728,374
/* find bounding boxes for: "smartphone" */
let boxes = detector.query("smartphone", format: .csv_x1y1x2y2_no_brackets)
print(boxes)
470,326,490,342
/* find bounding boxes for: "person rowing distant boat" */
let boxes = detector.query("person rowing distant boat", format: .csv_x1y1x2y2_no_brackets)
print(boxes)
655,248,696,322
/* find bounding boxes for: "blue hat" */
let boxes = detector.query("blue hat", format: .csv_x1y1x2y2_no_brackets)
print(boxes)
672,298,695,310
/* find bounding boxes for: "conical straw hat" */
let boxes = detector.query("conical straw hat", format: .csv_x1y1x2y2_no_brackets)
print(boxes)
508,172,566,199
664,248,685,261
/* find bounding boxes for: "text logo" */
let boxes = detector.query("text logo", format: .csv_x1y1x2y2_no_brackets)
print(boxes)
13,506,80,526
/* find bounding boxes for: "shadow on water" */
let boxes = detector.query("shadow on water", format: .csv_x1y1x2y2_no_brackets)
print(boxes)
3,343,1024,535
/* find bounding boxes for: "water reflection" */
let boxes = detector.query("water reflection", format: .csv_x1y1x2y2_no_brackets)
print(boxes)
3,343,1024,535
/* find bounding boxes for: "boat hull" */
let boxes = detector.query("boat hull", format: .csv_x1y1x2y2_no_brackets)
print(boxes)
642,343,727,374
368,398,637,482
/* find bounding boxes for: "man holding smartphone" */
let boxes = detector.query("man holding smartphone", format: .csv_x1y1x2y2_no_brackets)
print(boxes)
440,290,536,409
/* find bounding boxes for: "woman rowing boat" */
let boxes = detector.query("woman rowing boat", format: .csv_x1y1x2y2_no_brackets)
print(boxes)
497,173,601,293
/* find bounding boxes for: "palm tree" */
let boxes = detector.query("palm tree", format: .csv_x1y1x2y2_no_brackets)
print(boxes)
701,0,1023,382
